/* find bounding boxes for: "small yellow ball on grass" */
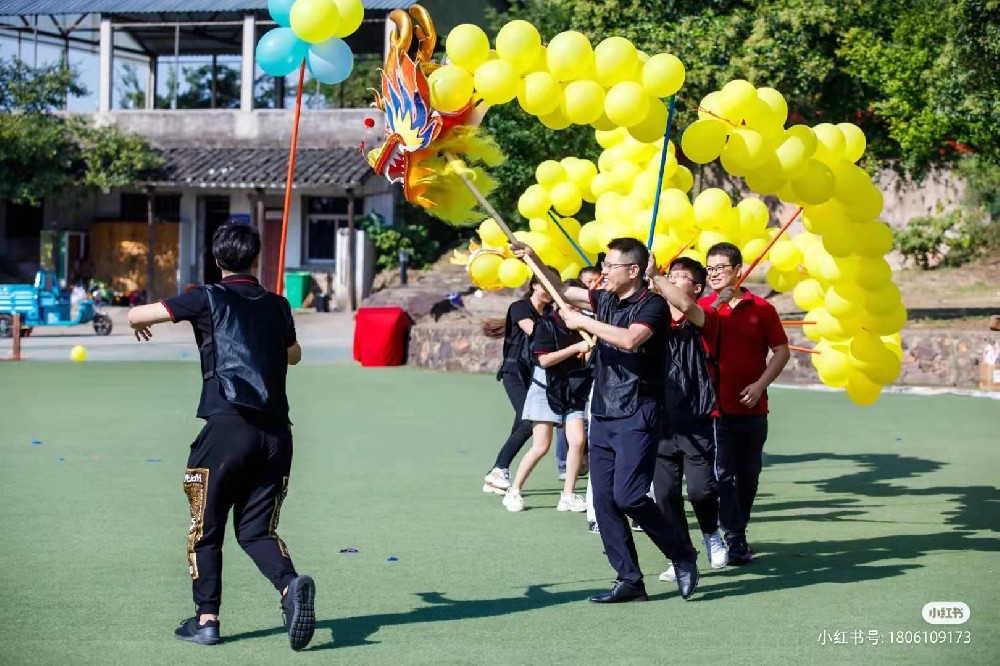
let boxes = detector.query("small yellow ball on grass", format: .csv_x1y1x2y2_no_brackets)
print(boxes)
70,345,87,363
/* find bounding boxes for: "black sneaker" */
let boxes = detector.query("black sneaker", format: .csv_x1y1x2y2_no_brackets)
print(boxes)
630,520,644,532
728,538,754,565
587,521,600,534
174,616,220,645
282,575,316,651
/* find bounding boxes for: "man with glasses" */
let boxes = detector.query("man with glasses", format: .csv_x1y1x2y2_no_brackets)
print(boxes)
699,242,790,564
512,238,700,603
646,257,729,582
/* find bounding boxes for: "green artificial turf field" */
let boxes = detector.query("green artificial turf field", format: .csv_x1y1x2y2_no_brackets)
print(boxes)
1,362,997,665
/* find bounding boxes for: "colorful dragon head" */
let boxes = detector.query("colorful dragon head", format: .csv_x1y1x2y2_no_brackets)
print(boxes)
366,5,504,225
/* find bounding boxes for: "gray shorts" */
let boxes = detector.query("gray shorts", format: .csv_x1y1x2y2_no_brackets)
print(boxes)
521,366,587,424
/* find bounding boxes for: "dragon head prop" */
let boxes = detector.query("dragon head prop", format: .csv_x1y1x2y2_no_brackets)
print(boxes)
367,5,504,225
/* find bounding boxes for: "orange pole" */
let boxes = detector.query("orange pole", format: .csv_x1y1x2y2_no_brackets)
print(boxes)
789,344,819,355
736,207,803,288
782,320,816,326
275,62,306,296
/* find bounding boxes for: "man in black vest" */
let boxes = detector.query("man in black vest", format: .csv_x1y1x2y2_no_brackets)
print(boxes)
513,238,700,603
127,222,315,650
647,257,731,582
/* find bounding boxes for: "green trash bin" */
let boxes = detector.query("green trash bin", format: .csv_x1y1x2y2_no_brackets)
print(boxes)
284,271,312,308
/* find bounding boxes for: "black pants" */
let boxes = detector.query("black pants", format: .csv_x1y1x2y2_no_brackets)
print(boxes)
493,371,534,470
653,422,719,550
184,414,298,615
715,414,768,542
590,401,696,585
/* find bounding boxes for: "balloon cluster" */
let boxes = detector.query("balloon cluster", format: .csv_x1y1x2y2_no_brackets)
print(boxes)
431,22,685,140
256,0,362,84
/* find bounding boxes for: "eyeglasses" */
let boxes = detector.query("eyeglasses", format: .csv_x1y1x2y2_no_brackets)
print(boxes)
705,264,734,276
599,262,637,273
666,273,695,283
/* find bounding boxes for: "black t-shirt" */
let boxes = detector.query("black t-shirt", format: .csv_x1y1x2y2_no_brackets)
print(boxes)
589,287,670,418
532,311,593,412
162,274,297,422
499,297,544,379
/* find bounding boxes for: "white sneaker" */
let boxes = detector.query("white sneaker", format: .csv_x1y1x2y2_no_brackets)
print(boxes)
556,494,587,512
502,489,525,512
704,532,729,569
659,564,676,582
483,467,510,494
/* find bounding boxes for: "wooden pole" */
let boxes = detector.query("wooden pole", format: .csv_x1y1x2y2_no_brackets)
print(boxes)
146,187,156,302
11,313,21,361
443,152,593,345
254,188,265,284
275,62,306,296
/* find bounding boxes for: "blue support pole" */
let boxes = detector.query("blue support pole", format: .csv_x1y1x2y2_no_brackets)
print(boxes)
647,95,678,249
547,210,592,266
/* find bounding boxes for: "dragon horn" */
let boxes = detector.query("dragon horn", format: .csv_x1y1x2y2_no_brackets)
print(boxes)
387,9,413,57
408,4,437,63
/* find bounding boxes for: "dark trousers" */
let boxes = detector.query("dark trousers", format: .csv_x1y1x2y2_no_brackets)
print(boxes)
184,414,298,615
715,414,768,542
493,371,534,470
653,422,720,550
555,426,568,473
590,401,696,584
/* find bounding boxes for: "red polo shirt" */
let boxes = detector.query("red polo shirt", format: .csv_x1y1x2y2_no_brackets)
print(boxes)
698,290,787,415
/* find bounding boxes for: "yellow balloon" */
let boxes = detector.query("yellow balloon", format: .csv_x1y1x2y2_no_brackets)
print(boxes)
518,184,551,219
290,0,340,43
813,123,847,163
550,181,583,216
741,238,769,268
560,262,584,281
693,188,732,228
578,221,607,255
670,165,694,193
697,91,724,121
719,79,757,121
681,119,729,164
604,82,648,128
742,98,785,143
766,266,801,293
755,87,788,127
775,131,813,178
814,342,852,387
591,113,617,131
562,80,606,125
642,53,685,98
495,20,542,73
838,122,867,163
850,183,885,221
427,65,474,113
855,221,894,257
498,257,532,288
831,161,873,203
656,188,694,228
769,241,802,272
825,283,866,318
540,107,572,130
594,36,639,87
595,127,627,150
720,128,766,175
536,160,567,189
478,218,508,247
594,191,622,222
650,234,680,267
736,198,770,237
627,97,668,143
473,59,520,105
331,0,364,38
868,302,908,336
696,230,728,255
744,156,787,195
854,257,892,290
563,158,598,191
590,172,615,198
468,251,504,289
610,161,642,190
865,282,901,316
518,71,561,116
791,159,835,205
446,24,491,72
793,278,826,311
546,31,594,81
845,370,882,406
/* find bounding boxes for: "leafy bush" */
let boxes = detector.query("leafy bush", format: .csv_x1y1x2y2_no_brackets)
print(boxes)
894,207,995,269
359,213,441,272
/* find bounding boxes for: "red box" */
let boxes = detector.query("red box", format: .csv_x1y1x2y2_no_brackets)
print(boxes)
353,307,411,367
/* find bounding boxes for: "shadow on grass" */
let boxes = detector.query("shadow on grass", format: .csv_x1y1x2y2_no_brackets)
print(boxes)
695,452,1000,600
224,583,605,650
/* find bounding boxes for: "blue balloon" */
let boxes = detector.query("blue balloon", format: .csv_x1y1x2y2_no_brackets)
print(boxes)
267,0,296,27
307,37,354,85
256,28,308,78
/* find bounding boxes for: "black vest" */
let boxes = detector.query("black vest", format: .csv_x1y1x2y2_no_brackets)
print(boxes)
590,288,666,419
201,284,290,419
532,314,594,414
662,318,718,434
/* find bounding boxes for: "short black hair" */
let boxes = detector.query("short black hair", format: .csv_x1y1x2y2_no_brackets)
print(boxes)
607,237,649,271
212,222,261,273
564,278,586,289
705,242,742,266
669,256,707,288
578,266,600,280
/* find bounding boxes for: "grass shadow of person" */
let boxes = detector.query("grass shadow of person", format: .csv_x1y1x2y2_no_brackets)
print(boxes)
223,582,607,650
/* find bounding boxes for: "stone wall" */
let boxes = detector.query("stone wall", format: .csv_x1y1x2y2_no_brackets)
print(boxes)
408,321,1000,389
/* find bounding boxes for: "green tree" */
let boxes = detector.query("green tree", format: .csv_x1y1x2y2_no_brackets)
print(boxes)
0,57,161,205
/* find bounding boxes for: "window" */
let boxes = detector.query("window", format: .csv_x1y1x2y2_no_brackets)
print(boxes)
304,197,362,264
120,193,181,222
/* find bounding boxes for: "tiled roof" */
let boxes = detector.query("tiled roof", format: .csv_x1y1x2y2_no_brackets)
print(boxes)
0,1,414,14
146,146,374,189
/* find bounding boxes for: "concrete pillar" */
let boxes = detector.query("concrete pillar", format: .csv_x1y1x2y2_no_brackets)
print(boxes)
98,18,113,113
241,14,256,112
146,55,157,110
